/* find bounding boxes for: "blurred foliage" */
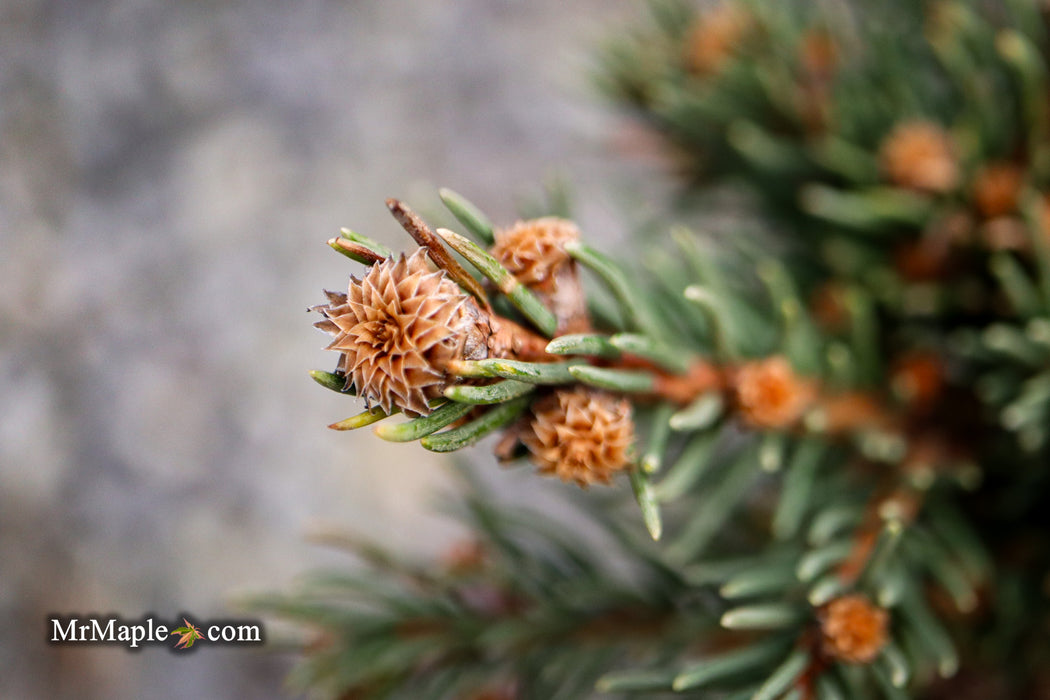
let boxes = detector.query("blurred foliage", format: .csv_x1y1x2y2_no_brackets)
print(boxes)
265,1,1050,697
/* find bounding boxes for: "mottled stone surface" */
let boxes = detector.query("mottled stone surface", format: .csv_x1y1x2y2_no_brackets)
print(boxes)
1,0,668,697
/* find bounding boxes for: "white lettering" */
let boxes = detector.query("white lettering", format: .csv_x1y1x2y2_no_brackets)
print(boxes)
50,616,262,646
129,625,146,648
50,619,78,642
91,618,115,641
237,624,262,642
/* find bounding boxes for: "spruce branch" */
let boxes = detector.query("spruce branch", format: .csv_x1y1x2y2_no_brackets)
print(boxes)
277,0,1050,696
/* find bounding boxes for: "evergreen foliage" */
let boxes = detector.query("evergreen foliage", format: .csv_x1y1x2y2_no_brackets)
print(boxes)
261,1,1050,697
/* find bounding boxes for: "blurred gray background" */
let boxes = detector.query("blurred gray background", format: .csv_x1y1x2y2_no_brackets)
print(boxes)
0,0,672,697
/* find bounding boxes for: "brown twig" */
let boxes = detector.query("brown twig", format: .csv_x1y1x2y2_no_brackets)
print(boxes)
386,198,491,309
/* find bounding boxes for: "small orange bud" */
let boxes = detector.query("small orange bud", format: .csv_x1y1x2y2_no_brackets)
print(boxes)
800,30,837,80
522,386,634,487
880,121,958,194
443,540,487,574
491,218,580,291
734,357,816,430
810,283,849,331
820,594,889,664
892,237,953,282
891,351,944,409
683,4,753,76
971,163,1024,219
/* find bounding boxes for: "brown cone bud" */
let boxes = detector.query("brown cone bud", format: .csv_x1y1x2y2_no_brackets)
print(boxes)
800,30,837,80
890,351,944,410
313,249,490,416
491,218,580,290
810,282,849,331
733,356,816,430
880,121,958,193
683,4,753,76
442,540,487,574
492,217,590,334
521,386,634,487
820,594,889,664
972,163,1024,219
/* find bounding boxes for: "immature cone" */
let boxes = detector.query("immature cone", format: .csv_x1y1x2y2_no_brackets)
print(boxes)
521,386,634,487
820,594,889,664
810,282,850,331
490,218,580,290
800,30,837,80
313,249,490,416
879,121,958,193
891,351,944,410
491,217,589,334
683,4,753,76
442,539,487,574
734,356,815,430
971,163,1024,219
892,237,953,282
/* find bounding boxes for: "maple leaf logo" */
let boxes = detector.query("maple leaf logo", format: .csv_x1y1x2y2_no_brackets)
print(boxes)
170,618,203,650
